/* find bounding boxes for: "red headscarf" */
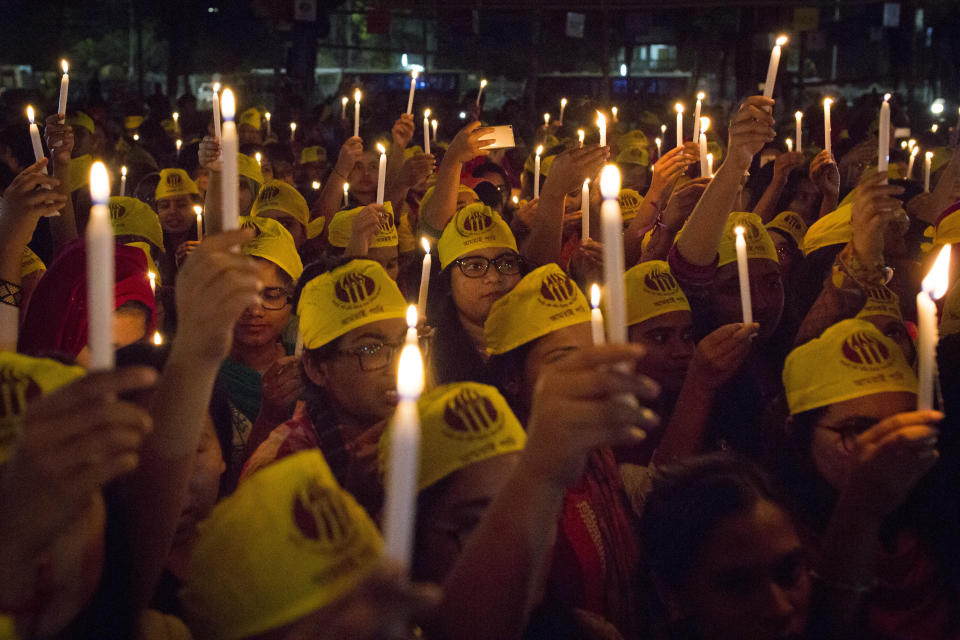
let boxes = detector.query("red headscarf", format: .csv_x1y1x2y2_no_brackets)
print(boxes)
18,240,156,360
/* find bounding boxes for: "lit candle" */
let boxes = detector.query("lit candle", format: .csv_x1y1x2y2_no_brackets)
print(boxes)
660,123,667,139
341,96,348,119
343,182,350,208
254,151,262,167
354,89,362,138
87,161,115,371
611,106,618,123
476,79,487,107
785,138,793,152
931,124,938,133
58,60,69,122
763,35,788,98
692,92,705,142
698,117,710,176
907,146,919,180
823,98,833,156
655,137,661,158
597,112,606,148
675,103,684,149
733,226,753,325
148,270,156,294
559,97,567,125
878,93,891,177
599,165,627,343
590,284,605,345
175,138,182,157
543,112,550,128
194,205,203,241
383,304,424,567
917,244,951,410
908,138,917,152
924,151,933,192
264,111,271,136
289,121,297,143
376,143,387,205
431,118,438,142
153,331,163,346
577,129,585,148
581,178,590,240
406,70,418,115
706,153,714,178
26,106,47,174
120,165,127,196
212,82,222,141
795,111,803,153
423,108,431,155
220,88,239,231
533,145,543,199
311,181,320,190
172,111,179,134
417,238,432,319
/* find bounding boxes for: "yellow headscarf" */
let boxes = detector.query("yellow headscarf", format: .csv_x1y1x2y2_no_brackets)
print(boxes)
802,203,852,256
155,168,199,201
253,180,310,227
438,203,517,269
717,211,778,268
297,259,407,350
109,196,163,249
625,260,691,327
238,216,303,282
182,450,383,640
327,203,399,249
380,382,527,491
485,264,590,355
766,211,808,250
783,319,916,415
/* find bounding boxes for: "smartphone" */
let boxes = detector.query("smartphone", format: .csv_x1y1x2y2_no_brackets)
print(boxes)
484,125,516,149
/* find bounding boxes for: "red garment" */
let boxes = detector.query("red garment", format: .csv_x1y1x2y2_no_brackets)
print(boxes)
18,240,156,359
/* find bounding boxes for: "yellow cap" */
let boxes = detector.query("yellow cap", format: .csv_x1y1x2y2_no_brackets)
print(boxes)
155,168,199,201
618,188,644,222
380,382,527,492
404,145,424,161
616,146,650,167
126,241,161,285
109,196,163,249
783,319,916,415
182,450,383,640
625,260,691,327
855,285,903,322
485,264,590,355
617,129,648,150
238,216,303,281
717,211,778,268
437,203,517,269
124,115,145,130
253,180,310,227
801,203,852,256
300,146,327,165
297,259,407,350
65,111,95,135
68,154,93,193
766,211,808,250
933,202,960,246
327,203,399,249
0,352,85,463
419,184,478,215
306,216,326,240
238,153,265,186
239,107,262,131
20,246,46,279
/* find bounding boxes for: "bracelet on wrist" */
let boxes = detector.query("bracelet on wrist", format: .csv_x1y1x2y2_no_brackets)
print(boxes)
0,280,23,308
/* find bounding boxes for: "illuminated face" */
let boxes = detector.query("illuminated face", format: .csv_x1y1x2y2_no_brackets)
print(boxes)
232,260,292,349
156,195,195,235
712,260,784,341
449,247,523,327
628,310,695,396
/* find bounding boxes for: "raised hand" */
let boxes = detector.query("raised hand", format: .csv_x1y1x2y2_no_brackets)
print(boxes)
850,172,905,267
397,153,436,189
391,114,415,151
347,204,389,258
334,136,365,180
685,323,758,390
772,150,806,183
198,136,223,171
43,114,74,164
446,122,495,165
662,176,710,232
726,96,776,169
542,146,609,199
1,160,65,221
648,142,699,202
809,149,840,197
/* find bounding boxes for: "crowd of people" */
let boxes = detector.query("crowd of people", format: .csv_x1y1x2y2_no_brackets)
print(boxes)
0,67,959,640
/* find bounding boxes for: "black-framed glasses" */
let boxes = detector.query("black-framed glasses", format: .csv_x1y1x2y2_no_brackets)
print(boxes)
259,287,293,311
336,340,403,372
819,416,877,453
454,253,524,279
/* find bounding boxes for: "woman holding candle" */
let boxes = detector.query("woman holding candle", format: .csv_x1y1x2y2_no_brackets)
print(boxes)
251,179,311,250
311,135,365,224
154,168,202,281
326,203,400,280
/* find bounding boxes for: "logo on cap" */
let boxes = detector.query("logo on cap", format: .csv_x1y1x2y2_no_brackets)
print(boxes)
458,207,493,235
539,272,576,306
333,271,379,308
618,191,641,210
376,210,395,234
292,482,356,550
864,286,896,303
643,267,679,294
166,173,182,188
783,214,804,233
109,203,127,220
259,185,281,202
442,387,503,439
841,331,891,367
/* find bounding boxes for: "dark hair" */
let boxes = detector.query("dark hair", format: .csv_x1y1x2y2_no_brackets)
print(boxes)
428,265,491,387
250,255,293,287
639,452,786,590
484,341,535,422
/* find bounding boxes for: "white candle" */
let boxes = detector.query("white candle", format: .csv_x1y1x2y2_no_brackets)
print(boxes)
195,205,203,241
692,92,704,143
343,182,350,208
908,138,917,152
153,331,163,345
577,129,585,149
543,113,550,128
87,161,115,371
417,238,432,319
706,153,714,178
148,270,156,294
120,166,127,196
406,70,418,115
675,103,684,149
878,93,891,176
476,79,487,107
597,113,606,148
423,108,431,155
924,151,933,193
354,89,362,138
26,106,47,174
795,111,803,153
341,96,348,119
907,146,919,180
376,143,387,205
763,35,787,98
785,138,793,153
917,245,951,410
734,226,753,325
254,151,262,167
698,117,710,176
559,98,567,125
823,98,833,156
599,165,627,343
176,138,182,157
58,60,69,122
611,106,618,123
264,111,271,136
655,137,661,158
431,119,438,142
533,145,543,200
660,123,667,139
590,284,605,345
383,305,424,567
172,111,179,134
289,121,297,143
211,82,222,141
294,332,304,357
220,88,239,231
581,178,590,240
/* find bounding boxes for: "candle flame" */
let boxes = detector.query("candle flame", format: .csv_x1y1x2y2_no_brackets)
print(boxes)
734,225,746,239
911,146,920,158
655,137,661,146
311,180,320,190
544,113,550,124
577,129,585,142
176,139,182,149
561,97,567,107
795,110,803,119
675,103,684,113
775,35,788,46
354,89,362,102
512,195,519,204
923,245,952,299
424,107,431,118
611,107,618,117
172,111,179,122
590,283,601,309
377,143,386,154
926,151,934,160
884,93,892,102
660,124,667,133
133,133,139,141
785,138,793,150
90,161,110,204
908,138,917,150
697,91,705,101
411,69,419,79
421,237,430,254
900,140,908,150
290,122,297,131
431,119,438,129
26,105,35,123
153,331,163,345
220,88,236,120
824,97,833,107
535,145,543,156
932,124,939,133
148,271,156,284
480,79,487,88
213,82,221,93
343,182,350,192
61,59,69,74
265,112,271,121
255,151,261,165
406,304,417,330
194,204,202,216
599,164,621,198
700,116,710,133
121,165,127,177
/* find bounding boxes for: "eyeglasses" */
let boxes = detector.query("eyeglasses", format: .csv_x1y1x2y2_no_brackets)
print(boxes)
819,416,878,453
454,253,524,279
259,286,293,311
336,340,402,372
